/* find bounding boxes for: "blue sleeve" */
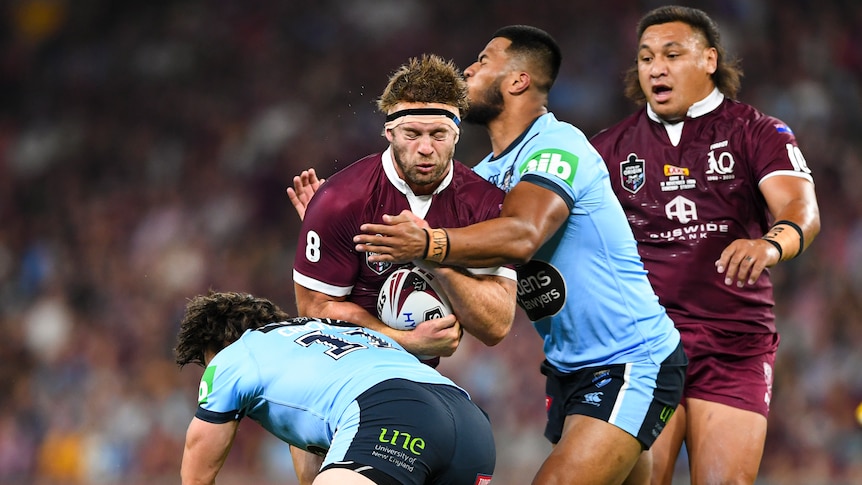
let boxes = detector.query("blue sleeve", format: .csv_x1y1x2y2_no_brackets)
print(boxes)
195,344,258,421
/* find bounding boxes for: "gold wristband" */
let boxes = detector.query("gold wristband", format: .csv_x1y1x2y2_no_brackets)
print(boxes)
762,221,802,261
424,228,449,263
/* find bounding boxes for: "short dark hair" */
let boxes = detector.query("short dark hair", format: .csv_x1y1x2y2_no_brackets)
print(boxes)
174,290,291,367
624,5,743,103
492,25,562,93
377,54,469,116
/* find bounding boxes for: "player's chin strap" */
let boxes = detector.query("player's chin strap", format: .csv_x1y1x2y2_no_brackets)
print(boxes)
383,108,461,142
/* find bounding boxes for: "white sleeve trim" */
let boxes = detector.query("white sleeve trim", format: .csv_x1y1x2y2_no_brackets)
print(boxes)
758,170,814,186
468,266,518,281
292,269,354,297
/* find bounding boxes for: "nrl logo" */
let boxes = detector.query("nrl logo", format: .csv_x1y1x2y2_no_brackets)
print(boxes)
620,153,645,194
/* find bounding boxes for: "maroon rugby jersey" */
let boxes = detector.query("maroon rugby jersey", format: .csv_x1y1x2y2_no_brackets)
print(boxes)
293,148,506,315
591,94,813,333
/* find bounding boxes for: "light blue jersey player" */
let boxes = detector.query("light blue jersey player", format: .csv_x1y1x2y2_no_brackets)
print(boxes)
176,292,495,485
472,112,679,372
470,112,686,447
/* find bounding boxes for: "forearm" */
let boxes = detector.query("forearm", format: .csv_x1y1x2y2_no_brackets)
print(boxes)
760,176,820,261
438,217,543,267
294,284,449,355
427,266,517,346
299,297,388,332
765,206,820,260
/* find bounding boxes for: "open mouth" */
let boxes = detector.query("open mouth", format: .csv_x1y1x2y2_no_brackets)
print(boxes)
652,85,672,102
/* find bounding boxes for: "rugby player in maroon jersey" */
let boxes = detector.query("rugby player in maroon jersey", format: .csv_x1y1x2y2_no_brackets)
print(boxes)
591,6,821,484
289,55,517,483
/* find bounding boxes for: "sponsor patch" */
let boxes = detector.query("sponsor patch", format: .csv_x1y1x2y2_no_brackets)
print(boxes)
663,164,689,176
199,365,216,404
515,260,566,321
592,369,612,388
475,474,493,485
519,149,579,186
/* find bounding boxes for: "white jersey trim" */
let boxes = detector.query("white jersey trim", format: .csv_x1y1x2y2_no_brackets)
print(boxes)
759,170,814,185
469,266,517,281
648,88,725,147
292,269,354,297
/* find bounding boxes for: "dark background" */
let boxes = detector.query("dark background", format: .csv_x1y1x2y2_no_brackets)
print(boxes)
1,0,860,483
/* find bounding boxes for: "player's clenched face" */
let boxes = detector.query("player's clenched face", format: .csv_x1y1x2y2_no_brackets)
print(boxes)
387,120,457,195
637,21,717,123
463,38,509,125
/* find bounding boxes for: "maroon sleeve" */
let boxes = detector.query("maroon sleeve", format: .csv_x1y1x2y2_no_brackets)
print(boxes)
293,176,363,295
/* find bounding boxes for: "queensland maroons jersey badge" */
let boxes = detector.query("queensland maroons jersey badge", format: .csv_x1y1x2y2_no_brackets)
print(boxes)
366,252,391,275
620,153,645,194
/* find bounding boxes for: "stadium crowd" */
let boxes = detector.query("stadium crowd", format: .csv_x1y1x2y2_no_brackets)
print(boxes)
1,0,860,483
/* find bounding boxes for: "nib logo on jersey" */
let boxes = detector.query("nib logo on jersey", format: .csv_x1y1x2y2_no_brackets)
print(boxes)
520,148,579,186
653,195,729,242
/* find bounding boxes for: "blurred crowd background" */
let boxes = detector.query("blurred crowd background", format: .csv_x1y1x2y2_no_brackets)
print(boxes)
1,0,860,484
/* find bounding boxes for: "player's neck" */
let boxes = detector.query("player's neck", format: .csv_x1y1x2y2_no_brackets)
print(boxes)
488,104,547,157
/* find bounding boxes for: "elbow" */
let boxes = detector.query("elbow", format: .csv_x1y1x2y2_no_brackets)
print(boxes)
476,315,515,347
462,319,512,347
479,330,507,347
809,214,821,242
506,240,542,264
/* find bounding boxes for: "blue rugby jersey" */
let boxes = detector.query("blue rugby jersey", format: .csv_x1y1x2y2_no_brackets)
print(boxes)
195,318,462,451
472,113,680,371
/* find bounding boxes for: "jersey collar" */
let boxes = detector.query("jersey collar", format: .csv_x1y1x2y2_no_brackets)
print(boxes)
647,88,724,146
647,87,724,124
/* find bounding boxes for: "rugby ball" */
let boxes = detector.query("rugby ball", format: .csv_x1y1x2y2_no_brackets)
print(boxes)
377,266,452,331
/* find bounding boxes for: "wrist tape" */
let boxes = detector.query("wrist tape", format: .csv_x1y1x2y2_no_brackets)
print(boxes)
762,220,804,261
424,228,450,263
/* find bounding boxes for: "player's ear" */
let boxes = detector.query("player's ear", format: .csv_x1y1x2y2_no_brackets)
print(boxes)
704,46,718,75
509,71,531,95
384,128,395,142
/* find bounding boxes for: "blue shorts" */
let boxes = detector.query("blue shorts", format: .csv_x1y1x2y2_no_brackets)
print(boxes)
542,341,687,449
322,379,495,485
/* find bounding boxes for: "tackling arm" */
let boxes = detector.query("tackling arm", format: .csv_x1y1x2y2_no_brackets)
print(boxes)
355,181,570,267
294,283,461,358
180,417,239,485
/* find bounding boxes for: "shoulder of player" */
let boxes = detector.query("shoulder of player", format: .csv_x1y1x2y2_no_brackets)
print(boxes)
322,153,385,184
451,161,506,192
308,154,385,204
719,99,797,141
592,109,645,143
524,120,604,163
